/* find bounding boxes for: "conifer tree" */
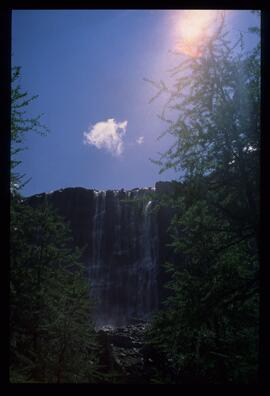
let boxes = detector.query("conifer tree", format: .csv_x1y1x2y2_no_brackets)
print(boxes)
11,66,48,193
10,66,101,383
10,198,101,382
147,12,260,384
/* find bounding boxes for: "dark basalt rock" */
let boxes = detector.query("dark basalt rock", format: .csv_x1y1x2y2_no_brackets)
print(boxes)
25,181,179,328
26,187,96,263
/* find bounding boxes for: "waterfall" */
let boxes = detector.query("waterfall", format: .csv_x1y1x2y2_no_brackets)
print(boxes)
89,188,159,328
141,199,158,316
92,191,106,271
90,191,106,322
28,182,175,329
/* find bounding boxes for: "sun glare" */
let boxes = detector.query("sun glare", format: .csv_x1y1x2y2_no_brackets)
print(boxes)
175,10,221,57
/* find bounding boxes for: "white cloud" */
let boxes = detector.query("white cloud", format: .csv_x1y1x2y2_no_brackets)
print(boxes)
83,118,127,156
136,136,144,145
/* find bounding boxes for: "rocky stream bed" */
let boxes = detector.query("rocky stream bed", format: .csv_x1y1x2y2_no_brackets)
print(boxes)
97,320,163,384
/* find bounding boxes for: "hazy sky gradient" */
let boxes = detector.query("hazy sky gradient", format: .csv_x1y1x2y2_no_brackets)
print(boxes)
12,10,260,196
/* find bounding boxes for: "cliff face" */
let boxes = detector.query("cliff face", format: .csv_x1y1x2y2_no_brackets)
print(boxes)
27,182,176,328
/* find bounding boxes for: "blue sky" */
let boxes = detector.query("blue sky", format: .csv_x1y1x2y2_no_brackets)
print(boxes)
12,10,260,196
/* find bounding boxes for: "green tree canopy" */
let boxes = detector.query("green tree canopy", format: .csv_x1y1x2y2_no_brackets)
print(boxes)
10,198,101,383
11,66,48,193
10,66,101,383
147,12,260,384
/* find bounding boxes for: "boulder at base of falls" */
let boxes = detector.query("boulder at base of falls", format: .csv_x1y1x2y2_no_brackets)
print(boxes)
97,320,161,384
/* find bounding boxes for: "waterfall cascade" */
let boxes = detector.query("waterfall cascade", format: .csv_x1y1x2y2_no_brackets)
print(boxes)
89,188,159,328
27,181,176,329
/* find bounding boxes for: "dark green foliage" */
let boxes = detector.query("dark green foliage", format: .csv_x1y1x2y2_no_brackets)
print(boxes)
10,66,101,383
11,66,48,193
148,183,259,383
10,198,101,383
147,13,260,384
